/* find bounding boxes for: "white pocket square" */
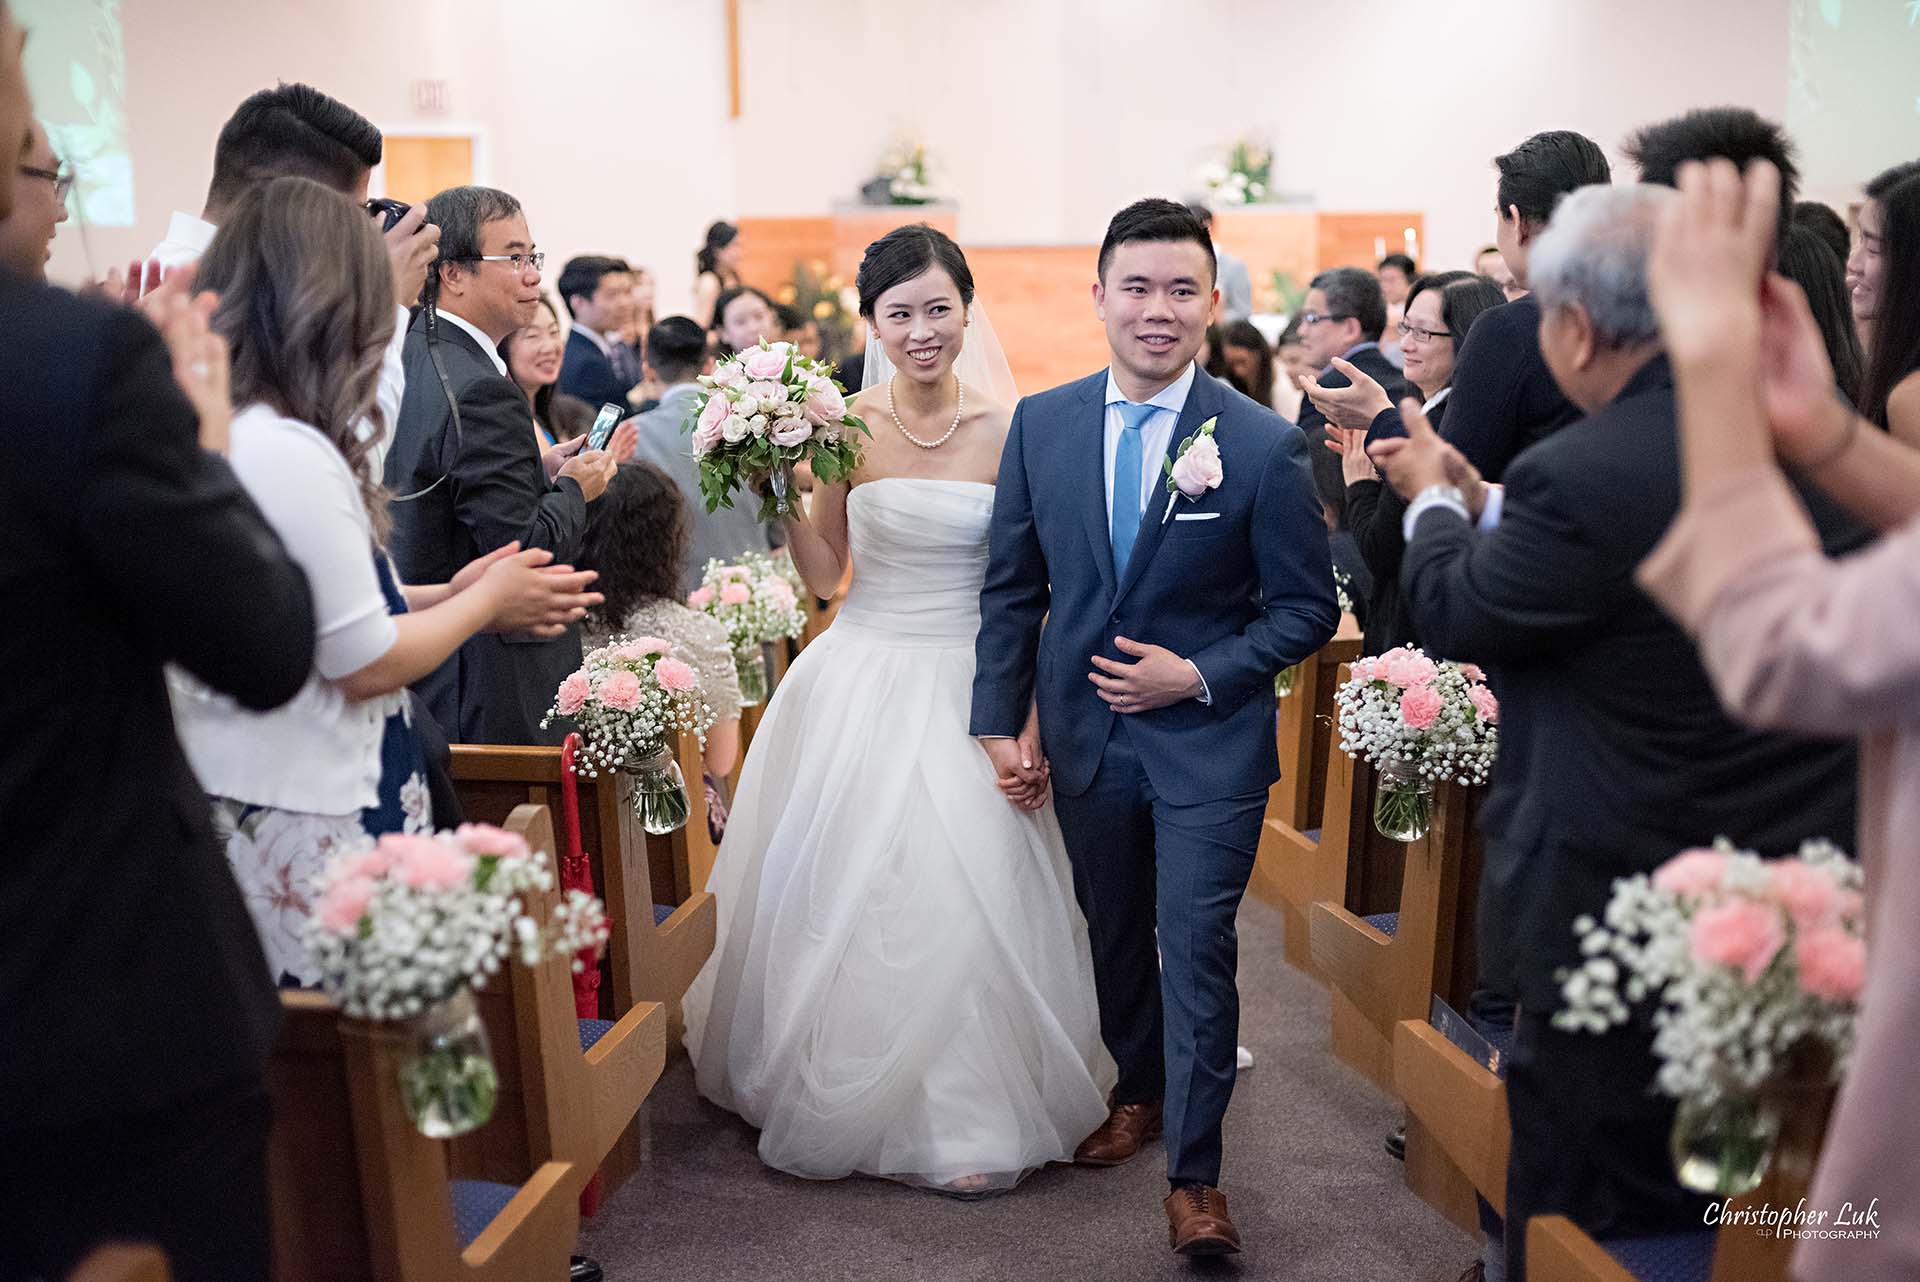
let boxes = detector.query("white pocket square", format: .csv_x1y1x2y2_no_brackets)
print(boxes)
1173,511,1222,522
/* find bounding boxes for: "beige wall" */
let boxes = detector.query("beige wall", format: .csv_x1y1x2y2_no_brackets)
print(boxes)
46,0,1912,306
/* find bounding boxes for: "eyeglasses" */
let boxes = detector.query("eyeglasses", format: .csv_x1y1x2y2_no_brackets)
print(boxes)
457,251,546,275
18,163,72,203
1396,319,1453,343
1297,311,1351,327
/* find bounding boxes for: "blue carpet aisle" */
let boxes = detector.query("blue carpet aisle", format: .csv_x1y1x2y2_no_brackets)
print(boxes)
580,893,1477,1280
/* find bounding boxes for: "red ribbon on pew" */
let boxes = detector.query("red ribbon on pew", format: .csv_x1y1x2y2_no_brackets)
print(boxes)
558,734,603,1021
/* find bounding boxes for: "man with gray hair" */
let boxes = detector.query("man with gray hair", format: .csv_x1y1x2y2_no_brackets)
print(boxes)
1369,183,1861,1281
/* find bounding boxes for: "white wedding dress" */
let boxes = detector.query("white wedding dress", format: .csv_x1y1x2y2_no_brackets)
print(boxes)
682,477,1115,1193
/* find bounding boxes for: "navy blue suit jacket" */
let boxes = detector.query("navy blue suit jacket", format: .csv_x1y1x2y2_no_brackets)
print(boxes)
556,328,630,412
970,367,1339,805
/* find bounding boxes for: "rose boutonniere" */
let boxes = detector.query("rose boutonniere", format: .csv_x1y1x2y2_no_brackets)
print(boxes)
1161,416,1223,522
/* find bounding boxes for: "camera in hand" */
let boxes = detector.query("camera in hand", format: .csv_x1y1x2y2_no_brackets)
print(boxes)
364,197,412,233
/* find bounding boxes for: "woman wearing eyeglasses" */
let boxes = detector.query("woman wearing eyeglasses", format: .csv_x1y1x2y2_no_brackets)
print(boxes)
0,118,68,279
1309,271,1506,653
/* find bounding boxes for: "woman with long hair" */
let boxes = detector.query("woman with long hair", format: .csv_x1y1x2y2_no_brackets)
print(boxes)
692,219,743,329
171,176,600,983
1778,222,1865,408
1850,164,1920,444
1218,318,1277,410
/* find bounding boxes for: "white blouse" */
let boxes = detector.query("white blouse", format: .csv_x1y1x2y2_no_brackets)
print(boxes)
171,403,401,815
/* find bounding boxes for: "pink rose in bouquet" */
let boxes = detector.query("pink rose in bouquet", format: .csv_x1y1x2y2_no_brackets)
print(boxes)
805,377,846,425
1767,860,1843,928
453,823,530,859
688,586,716,608
654,657,699,694
1469,684,1500,724
697,391,729,431
1690,899,1786,983
770,417,813,447
1653,848,1730,897
387,834,476,892
1382,648,1438,689
1398,684,1444,730
746,379,786,411
317,875,377,935
1169,433,1224,497
555,671,591,716
691,416,724,456
599,670,643,711
720,582,752,606
742,346,789,381
1795,926,1866,1003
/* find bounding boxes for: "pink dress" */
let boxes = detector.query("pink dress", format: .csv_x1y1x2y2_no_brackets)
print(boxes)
1641,466,1920,1282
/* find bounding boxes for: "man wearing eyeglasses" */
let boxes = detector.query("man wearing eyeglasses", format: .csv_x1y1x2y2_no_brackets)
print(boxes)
1292,266,1410,524
0,118,67,279
385,184,623,747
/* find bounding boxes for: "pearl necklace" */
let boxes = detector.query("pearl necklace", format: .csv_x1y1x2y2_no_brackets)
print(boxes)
886,374,964,450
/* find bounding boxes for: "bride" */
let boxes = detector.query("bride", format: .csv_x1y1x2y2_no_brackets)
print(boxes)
681,224,1114,1194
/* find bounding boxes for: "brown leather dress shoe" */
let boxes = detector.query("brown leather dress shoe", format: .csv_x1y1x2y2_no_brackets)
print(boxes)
1163,1185,1243,1255
1072,1100,1163,1166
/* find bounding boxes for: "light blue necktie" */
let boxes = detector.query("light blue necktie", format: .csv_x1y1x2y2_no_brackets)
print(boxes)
1111,401,1157,576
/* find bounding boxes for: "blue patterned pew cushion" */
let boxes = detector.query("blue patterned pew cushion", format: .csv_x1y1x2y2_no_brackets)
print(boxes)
578,1017,616,1053
653,902,673,926
1601,1230,1714,1282
451,1179,518,1249
1364,911,1399,939
1304,828,1322,843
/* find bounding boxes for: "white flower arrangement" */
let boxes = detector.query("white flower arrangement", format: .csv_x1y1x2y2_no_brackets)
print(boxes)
1333,645,1499,786
687,340,869,521
303,824,610,1021
1197,138,1272,206
874,138,943,205
541,636,717,779
1554,838,1864,1105
688,553,807,652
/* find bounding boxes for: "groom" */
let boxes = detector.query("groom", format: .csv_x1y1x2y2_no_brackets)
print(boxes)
971,199,1337,1255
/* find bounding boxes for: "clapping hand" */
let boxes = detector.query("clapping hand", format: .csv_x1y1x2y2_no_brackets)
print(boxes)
475,547,603,637
139,271,232,455
1323,424,1378,485
1366,397,1485,512
1302,357,1394,431
1647,158,1778,371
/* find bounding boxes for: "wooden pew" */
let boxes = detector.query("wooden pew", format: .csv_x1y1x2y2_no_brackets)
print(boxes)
449,735,716,1041
1258,654,1408,981
268,989,579,1282
1393,1017,1511,1219
1529,1079,1835,1282
449,803,666,1215
66,1247,168,1282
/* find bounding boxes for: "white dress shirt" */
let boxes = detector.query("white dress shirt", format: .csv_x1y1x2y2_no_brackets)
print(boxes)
437,307,510,377
1103,361,1194,528
147,212,412,474
170,403,401,815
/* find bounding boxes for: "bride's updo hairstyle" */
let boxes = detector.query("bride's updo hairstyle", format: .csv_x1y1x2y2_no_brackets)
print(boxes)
856,224,975,317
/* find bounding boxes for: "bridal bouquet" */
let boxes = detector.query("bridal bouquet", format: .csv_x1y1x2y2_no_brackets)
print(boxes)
1553,838,1863,1194
687,340,868,520
303,824,610,1136
1334,646,1499,840
689,554,807,706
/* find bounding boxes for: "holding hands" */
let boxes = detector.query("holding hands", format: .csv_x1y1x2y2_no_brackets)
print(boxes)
984,701,1051,812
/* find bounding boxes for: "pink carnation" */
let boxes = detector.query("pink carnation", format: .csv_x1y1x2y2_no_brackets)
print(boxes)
334,844,394,883
619,636,672,660
555,672,591,716
317,875,376,934
453,823,529,859
764,578,798,610
1468,684,1500,724
1382,648,1439,689
1350,656,1382,682
1457,663,1486,683
721,565,754,582
1399,684,1444,730
1690,899,1787,984
384,834,476,892
1653,848,1731,897
1795,926,1866,1004
654,657,699,694
688,586,716,608
598,670,643,711
1767,860,1842,928
720,582,751,606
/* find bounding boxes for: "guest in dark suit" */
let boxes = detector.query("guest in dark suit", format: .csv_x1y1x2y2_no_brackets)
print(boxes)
1390,131,1612,481
0,185,316,1282
384,186,619,745
1291,266,1409,522
1372,184,1860,1282
555,254,640,411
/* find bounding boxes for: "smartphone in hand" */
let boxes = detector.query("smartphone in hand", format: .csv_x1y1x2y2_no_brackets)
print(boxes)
586,402,624,452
